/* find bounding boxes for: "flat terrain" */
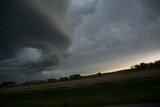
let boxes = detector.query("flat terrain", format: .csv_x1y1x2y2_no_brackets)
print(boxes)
1,69,159,93
0,70,160,107
105,103,160,107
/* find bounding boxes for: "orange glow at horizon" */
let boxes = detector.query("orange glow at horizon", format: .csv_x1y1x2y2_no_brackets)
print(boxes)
103,52,160,73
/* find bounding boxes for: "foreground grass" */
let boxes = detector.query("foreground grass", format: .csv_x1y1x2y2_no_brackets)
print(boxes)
1,76,160,107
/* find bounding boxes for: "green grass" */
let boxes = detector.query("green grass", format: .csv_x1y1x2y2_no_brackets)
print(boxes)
1,76,160,107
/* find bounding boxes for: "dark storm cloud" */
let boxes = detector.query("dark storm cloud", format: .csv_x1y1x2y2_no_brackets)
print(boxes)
140,0,160,9
1,0,71,58
55,0,160,75
139,0,160,22
0,0,72,82
1,0,160,82
40,0,71,16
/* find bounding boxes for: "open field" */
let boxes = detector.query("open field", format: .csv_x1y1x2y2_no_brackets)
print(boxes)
0,69,160,107
104,103,160,107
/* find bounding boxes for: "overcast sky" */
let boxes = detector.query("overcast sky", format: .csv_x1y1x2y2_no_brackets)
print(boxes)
1,0,160,82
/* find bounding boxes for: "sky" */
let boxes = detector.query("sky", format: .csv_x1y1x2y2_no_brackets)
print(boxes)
0,0,160,82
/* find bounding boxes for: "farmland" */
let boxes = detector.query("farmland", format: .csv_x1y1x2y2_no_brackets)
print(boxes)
0,69,160,107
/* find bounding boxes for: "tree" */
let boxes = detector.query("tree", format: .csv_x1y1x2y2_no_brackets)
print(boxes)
95,72,102,77
59,77,69,81
130,64,140,69
69,74,81,80
47,79,56,83
130,60,160,71
1,81,17,87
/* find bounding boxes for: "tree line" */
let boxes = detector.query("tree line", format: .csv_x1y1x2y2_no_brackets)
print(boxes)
0,72,102,88
1,60,159,88
0,74,82,88
130,60,160,70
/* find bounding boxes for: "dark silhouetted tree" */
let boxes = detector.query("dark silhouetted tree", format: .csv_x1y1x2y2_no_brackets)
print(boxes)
69,74,81,80
0,81,17,87
130,60,160,71
95,72,102,77
47,79,56,83
59,77,69,81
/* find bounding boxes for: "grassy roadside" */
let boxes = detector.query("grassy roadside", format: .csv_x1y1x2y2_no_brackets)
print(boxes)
1,75,160,107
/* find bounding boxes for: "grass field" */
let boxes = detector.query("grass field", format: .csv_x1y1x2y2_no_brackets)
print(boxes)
0,70,160,107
